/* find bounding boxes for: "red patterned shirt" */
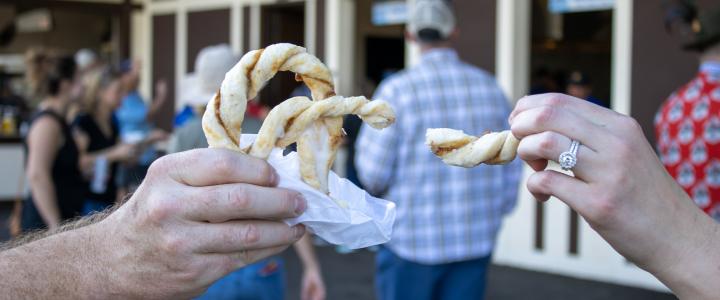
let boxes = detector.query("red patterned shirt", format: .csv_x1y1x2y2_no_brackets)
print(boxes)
655,62,720,221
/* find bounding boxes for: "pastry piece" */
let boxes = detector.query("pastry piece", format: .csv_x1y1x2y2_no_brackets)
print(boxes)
425,128,519,167
202,43,395,193
249,95,395,191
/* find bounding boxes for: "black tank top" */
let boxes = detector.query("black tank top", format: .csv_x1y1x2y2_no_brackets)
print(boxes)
72,113,119,204
22,110,87,231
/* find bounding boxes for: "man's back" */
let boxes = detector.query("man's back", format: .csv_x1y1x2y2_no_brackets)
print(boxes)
355,48,522,264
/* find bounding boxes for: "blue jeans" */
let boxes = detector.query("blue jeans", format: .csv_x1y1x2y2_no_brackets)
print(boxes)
82,199,112,216
195,257,285,300
375,247,491,300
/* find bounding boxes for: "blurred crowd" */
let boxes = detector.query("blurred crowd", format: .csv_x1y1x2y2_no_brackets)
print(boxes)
2,0,720,299
2,48,170,233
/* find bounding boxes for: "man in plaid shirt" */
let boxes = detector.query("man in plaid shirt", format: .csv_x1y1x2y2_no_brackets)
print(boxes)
355,1,522,299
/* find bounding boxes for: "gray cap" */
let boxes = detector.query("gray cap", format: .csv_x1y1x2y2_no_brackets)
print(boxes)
408,0,456,41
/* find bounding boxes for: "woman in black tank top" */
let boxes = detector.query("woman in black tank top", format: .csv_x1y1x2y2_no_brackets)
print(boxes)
22,57,87,231
72,69,136,214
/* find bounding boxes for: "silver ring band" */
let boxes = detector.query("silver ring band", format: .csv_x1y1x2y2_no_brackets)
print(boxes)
559,140,580,171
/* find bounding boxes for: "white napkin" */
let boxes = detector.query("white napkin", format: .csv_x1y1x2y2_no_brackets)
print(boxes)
240,135,396,249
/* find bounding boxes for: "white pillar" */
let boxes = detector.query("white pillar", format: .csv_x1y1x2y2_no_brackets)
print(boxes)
495,0,531,103
325,0,355,96
133,8,152,99
611,0,633,115
305,0,316,55
231,1,242,54
175,5,187,111
405,0,420,67
250,3,261,50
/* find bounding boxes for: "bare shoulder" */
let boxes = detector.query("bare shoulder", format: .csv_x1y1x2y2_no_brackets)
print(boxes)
28,115,62,145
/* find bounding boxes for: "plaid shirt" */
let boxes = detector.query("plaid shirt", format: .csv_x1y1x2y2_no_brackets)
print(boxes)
355,48,522,264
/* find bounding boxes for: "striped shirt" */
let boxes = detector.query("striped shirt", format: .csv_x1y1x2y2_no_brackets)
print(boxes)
355,48,522,264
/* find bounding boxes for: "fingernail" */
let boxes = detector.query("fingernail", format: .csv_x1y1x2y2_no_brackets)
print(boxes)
294,195,307,215
293,224,306,238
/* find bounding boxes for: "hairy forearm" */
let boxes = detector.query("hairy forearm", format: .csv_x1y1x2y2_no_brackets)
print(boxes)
0,220,111,299
293,234,320,270
28,175,61,228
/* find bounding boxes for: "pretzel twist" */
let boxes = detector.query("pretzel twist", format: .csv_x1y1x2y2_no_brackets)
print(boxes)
202,43,395,193
250,95,395,159
203,43,336,151
425,128,519,167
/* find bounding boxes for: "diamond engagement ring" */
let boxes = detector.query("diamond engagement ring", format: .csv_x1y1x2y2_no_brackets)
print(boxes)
559,140,580,171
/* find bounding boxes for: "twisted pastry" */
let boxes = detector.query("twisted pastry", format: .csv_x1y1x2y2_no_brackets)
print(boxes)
202,43,395,193
203,43,335,151
426,128,519,167
250,95,395,190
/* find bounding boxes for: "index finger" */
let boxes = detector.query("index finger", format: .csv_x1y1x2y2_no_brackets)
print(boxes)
510,93,621,127
152,148,278,187
182,184,305,222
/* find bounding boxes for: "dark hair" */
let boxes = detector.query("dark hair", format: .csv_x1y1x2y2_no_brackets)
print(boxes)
417,28,445,43
47,56,76,96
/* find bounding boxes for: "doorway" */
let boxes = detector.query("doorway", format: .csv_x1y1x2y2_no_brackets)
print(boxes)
528,0,613,108
259,2,305,108
365,37,404,88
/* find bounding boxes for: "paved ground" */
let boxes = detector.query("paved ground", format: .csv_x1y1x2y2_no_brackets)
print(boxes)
0,204,676,300
282,246,677,300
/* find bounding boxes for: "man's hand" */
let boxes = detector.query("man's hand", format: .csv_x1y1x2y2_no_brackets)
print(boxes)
94,149,307,298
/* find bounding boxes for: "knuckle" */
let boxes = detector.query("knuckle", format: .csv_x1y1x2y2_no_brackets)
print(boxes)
211,152,235,178
146,196,174,224
528,172,553,194
533,106,556,127
256,160,274,183
160,235,188,256
535,172,555,191
612,137,634,161
241,223,260,246
623,116,644,135
544,93,566,106
589,194,619,222
231,186,251,211
539,132,558,153
146,157,170,180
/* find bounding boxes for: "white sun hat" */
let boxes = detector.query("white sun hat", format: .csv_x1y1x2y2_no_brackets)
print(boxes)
178,44,237,110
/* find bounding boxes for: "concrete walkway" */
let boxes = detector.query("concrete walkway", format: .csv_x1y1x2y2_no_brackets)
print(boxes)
282,246,677,300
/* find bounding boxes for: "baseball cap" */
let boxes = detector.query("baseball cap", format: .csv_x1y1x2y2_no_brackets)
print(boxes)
567,71,591,86
683,5,720,52
408,0,456,42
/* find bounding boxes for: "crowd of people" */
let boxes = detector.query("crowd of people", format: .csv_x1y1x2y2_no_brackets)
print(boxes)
1,0,720,299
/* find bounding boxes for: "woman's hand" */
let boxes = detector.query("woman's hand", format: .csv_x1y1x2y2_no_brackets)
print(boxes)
509,93,720,299
107,143,137,162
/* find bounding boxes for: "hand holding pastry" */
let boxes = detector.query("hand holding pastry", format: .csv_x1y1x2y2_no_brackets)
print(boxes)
509,93,720,300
